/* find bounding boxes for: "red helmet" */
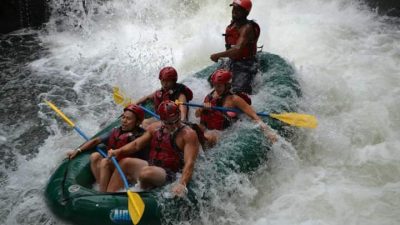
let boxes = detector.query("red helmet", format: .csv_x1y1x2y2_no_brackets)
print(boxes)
124,104,145,123
159,66,178,81
157,100,180,122
211,69,232,85
231,0,252,12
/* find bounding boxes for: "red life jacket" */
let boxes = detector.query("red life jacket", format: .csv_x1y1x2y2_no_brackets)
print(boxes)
107,127,146,160
200,91,252,130
153,83,193,110
200,91,237,130
236,92,252,105
148,125,185,172
225,20,260,60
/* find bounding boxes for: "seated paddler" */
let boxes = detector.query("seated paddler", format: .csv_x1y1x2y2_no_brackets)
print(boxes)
135,66,193,128
195,69,277,146
67,104,148,192
107,100,200,197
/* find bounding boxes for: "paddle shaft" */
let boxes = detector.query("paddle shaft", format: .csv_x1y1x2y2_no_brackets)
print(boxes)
181,102,317,128
139,105,160,120
183,102,270,117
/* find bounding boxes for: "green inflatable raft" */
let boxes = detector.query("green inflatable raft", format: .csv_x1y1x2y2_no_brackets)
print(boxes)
45,52,301,225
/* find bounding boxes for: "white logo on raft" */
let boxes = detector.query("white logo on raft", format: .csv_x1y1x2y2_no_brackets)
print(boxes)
110,209,130,223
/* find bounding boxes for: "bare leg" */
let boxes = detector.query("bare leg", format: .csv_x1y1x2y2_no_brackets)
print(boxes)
90,152,103,182
204,130,219,148
107,158,148,192
98,159,115,192
138,166,167,189
107,169,123,192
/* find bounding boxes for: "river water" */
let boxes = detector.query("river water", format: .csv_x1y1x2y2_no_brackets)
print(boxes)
1,0,399,224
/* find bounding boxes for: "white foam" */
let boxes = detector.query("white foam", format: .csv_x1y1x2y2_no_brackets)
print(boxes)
3,0,400,224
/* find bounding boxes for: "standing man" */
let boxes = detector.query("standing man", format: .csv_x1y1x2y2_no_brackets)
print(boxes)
210,0,260,94
67,104,147,192
107,100,200,197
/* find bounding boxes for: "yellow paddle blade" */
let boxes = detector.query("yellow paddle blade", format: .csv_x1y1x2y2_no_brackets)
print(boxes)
269,113,318,129
127,191,145,225
175,100,184,105
44,100,76,127
113,87,132,107
113,87,125,105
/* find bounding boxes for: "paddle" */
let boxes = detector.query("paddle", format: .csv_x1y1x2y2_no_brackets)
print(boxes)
113,87,160,120
175,101,318,129
44,100,145,225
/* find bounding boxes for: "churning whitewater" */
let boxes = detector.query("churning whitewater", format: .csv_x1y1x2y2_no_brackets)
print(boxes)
1,0,399,224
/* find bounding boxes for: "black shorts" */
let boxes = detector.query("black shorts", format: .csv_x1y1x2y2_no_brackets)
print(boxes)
164,168,177,183
148,161,177,183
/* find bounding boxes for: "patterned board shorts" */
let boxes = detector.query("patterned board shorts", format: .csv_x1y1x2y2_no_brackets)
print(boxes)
219,58,258,94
